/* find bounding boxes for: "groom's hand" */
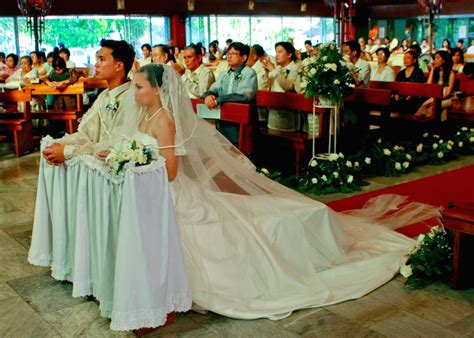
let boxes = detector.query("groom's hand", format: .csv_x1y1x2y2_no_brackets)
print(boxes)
43,143,65,165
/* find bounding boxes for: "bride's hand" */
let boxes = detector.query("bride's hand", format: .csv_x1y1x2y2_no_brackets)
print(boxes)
96,150,111,161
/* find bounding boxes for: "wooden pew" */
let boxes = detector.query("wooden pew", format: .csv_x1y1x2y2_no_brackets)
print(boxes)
190,99,254,155
369,81,444,128
28,82,85,134
79,77,108,89
0,89,34,156
344,87,392,146
256,91,327,174
448,79,474,125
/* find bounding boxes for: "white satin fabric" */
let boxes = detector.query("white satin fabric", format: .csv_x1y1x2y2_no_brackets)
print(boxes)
136,132,440,320
28,136,192,331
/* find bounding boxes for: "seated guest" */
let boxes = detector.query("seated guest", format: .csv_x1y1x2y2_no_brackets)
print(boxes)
466,40,474,55
246,44,270,91
301,40,313,60
30,50,48,80
209,42,220,63
392,51,426,114
152,44,183,74
370,47,395,82
59,48,76,69
370,38,383,55
343,40,371,87
44,57,78,111
6,55,36,83
420,39,430,54
202,42,257,145
358,37,372,61
0,53,17,81
263,41,299,131
440,39,451,54
181,44,215,99
394,39,410,54
451,47,464,74
174,46,185,68
139,43,152,67
457,39,467,54
416,50,455,117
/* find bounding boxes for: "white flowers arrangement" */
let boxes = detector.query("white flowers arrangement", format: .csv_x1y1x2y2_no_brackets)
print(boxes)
400,226,453,286
106,139,155,176
299,42,355,105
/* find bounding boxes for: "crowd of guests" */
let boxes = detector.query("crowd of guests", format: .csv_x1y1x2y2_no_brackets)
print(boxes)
1,35,473,141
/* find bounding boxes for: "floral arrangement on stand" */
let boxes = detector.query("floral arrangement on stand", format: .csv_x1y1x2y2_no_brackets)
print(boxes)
399,226,454,287
299,42,355,105
106,139,155,176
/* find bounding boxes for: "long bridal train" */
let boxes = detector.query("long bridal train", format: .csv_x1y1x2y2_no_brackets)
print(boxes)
136,129,441,320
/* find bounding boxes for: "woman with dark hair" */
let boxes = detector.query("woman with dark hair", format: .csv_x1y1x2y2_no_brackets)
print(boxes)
451,47,464,73
6,55,36,83
440,39,451,53
370,47,395,82
415,50,455,117
0,53,18,81
392,51,426,114
30,50,48,80
208,42,219,62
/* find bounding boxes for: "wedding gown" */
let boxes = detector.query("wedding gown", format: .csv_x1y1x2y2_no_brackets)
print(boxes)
135,130,431,320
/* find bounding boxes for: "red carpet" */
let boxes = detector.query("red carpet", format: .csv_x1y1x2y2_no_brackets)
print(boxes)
327,165,474,237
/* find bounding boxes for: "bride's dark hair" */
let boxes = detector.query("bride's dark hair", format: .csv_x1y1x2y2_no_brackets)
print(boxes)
137,63,164,88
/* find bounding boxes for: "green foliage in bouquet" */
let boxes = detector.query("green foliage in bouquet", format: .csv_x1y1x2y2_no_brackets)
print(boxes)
299,42,355,105
400,226,454,287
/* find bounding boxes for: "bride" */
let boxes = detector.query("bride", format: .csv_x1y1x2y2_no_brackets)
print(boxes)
130,63,439,319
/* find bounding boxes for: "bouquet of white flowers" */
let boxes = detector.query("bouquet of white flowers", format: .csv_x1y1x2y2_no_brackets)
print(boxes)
106,139,155,176
299,42,355,105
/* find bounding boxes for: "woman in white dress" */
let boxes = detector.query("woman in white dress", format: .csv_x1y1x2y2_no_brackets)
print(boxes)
132,63,440,320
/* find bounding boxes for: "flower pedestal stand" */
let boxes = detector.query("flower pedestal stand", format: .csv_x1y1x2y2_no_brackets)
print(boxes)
309,96,341,163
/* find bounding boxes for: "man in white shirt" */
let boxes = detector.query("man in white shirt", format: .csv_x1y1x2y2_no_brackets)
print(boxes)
263,41,300,131
139,43,152,67
343,40,371,88
246,44,270,91
43,39,136,165
181,44,215,99
59,48,76,69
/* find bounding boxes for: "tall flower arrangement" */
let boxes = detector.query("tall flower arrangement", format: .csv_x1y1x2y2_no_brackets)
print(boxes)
299,42,355,105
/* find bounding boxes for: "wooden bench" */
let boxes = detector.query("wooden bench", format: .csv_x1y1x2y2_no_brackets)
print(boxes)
448,79,474,126
256,91,327,174
0,89,34,156
343,87,392,148
190,99,254,155
28,82,85,134
369,81,444,135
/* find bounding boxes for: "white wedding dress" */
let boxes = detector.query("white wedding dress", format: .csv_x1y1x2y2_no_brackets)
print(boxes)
135,130,429,320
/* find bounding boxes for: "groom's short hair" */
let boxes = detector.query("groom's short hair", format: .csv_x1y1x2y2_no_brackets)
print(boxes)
100,39,136,75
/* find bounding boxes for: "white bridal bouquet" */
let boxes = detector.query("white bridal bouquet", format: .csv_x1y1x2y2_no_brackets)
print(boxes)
106,139,155,176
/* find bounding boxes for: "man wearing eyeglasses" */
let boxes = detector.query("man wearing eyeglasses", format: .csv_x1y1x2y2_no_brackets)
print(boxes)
203,42,257,145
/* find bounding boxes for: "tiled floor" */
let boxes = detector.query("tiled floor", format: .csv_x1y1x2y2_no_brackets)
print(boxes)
0,148,473,337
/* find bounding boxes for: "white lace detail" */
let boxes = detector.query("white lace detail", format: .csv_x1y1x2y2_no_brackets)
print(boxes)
41,135,166,184
110,293,193,331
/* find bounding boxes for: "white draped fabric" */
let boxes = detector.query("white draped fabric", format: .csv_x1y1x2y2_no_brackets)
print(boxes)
28,137,192,331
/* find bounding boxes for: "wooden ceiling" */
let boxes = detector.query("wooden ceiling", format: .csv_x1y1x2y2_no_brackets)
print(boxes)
1,0,473,18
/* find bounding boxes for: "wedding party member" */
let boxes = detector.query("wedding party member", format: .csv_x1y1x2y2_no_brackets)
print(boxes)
202,42,257,145
129,63,439,321
181,44,215,99
42,39,137,165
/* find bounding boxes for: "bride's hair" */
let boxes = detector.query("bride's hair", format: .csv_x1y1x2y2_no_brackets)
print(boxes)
137,63,164,87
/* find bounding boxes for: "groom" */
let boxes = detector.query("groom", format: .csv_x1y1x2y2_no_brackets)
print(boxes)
43,39,135,165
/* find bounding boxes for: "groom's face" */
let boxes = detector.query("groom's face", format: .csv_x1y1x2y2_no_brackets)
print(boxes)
95,47,124,81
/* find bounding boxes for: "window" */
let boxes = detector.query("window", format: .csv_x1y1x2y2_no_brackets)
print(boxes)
186,15,335,55
0,17,17,55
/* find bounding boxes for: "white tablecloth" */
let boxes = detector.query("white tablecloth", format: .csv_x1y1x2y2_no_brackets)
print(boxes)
28,137,192,331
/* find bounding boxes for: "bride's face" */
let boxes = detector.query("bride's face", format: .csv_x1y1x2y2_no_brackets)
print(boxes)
134,72,160,108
